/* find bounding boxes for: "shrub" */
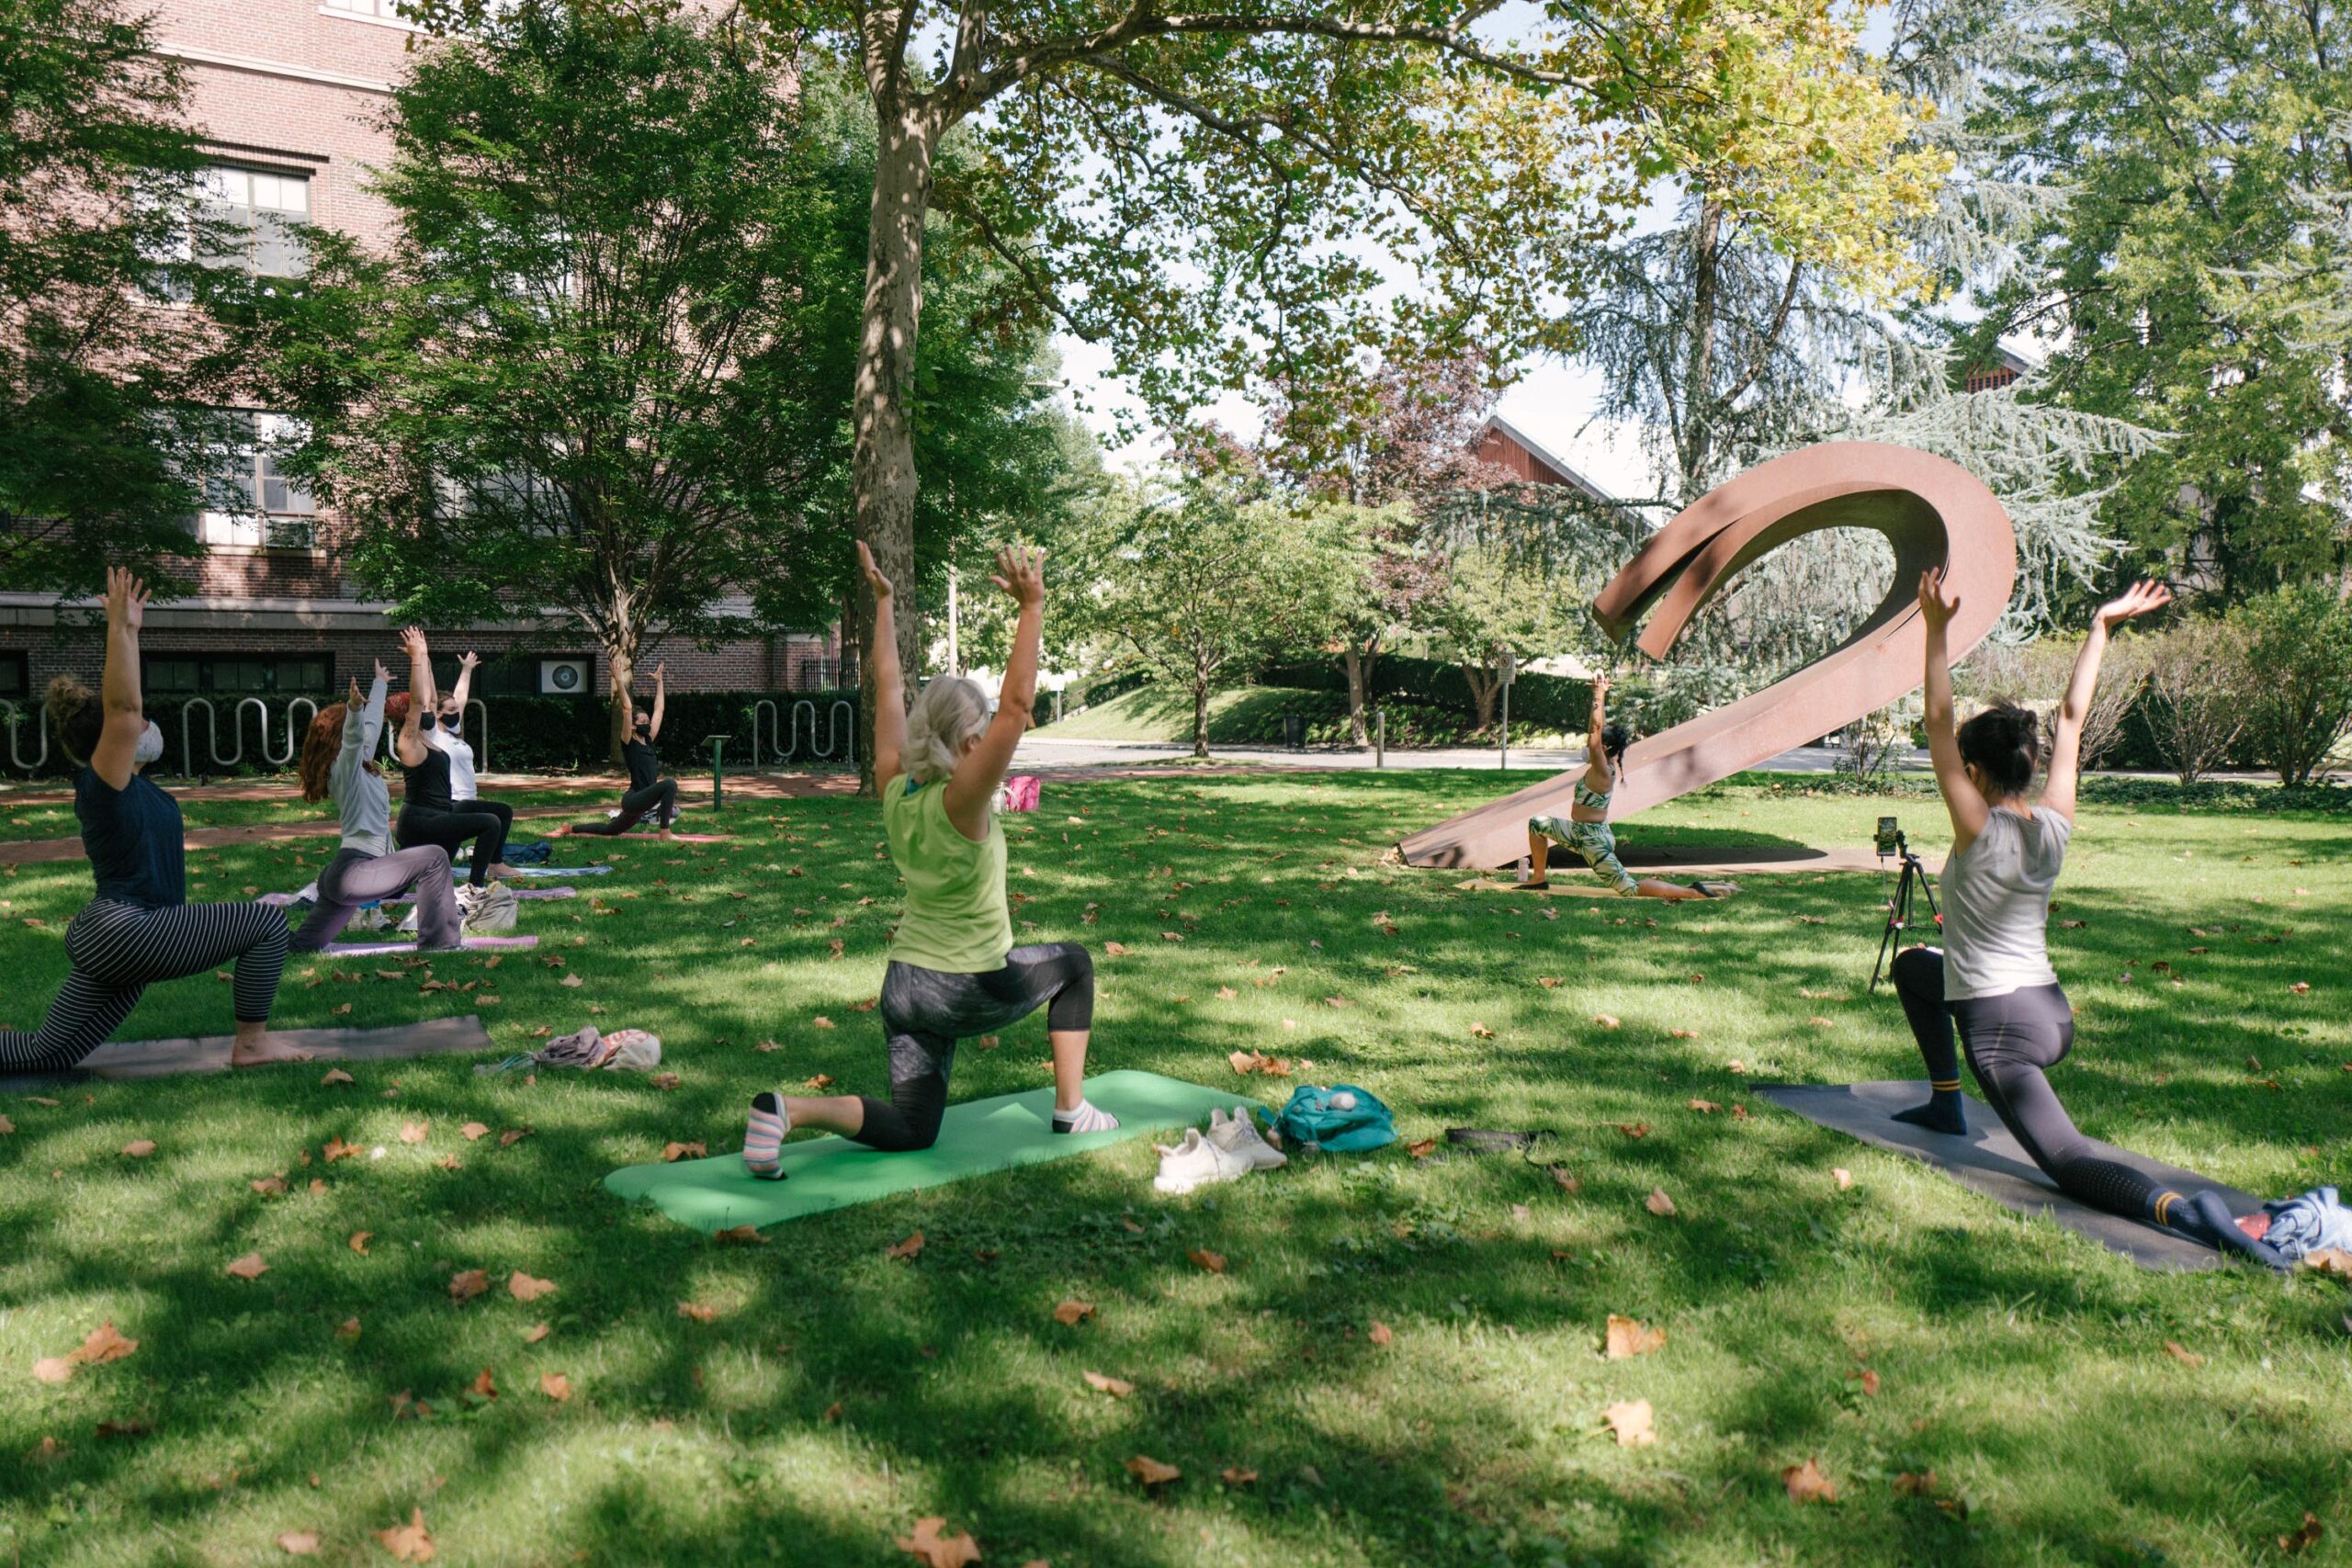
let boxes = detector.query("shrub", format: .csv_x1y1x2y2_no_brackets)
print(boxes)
2141,618,2251,784
2233,584,2352,786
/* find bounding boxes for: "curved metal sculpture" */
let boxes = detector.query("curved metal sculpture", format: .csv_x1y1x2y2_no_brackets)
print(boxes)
750,698,858,765
1397,441,2018,868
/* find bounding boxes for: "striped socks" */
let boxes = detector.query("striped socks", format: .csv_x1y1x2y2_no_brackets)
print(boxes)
743,1091,789,1180
1052,1100,1119,1134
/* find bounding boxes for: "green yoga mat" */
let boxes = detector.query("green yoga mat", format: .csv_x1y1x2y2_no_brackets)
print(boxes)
605,1069,1258,1233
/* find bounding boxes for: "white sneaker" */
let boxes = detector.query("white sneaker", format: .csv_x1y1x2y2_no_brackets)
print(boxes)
1151,1127,1248,1195
1207,1106,1286,1172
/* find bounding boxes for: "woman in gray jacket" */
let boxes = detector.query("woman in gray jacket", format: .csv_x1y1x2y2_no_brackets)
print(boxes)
291,633,463,952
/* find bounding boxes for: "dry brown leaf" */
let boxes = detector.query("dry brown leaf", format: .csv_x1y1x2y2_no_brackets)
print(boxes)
32,1356,74,1385
812,1016,835,1030
1616,1122,1650,1139
460,1122,489,1141
1782,1457,1838,1505
275,1530,322,1555
1591,1014,1621,1030
225,1252,269,1280
1469,1022,1495,1040
1645,1188,1677,1218
1833,1168,1853,1191
469,1367,498,1400
251,1176,287,1196
374,1508,435,1562
1220,1466,1259,1485
538,1371,571,1402
1125,1454,1182,1487
120,1139,156,1157
1188,1248,1227,1274
1083,1370,1135,1397
499,1127,533,1146
713,1225,766,1246
895,1517,983,1568
1853,1368,1881,1396
336,1317,361,1340
1103,942,1133,956
2279,1513,2324,1555
1894,1471,1937,1497
1216,986,1238,1000
71,1322,137,1367
1537,976,1562,988
1687,1100,1720,1114
447,1269,489,1303
1369,1320,1393,1347
1406,1138,1438,1158
398,1121,429,1145
661,1141,707,1162
1600,1398,1656,1447
435,1154,461,1171
1604,1315,1666,1360
1052,1299,1096,1325
322,1137,360,1162
677,1302,718,1324
2163,1339,2205,1367
886,1231,926,1262
649,1074,681,1091
508,1272,557,1303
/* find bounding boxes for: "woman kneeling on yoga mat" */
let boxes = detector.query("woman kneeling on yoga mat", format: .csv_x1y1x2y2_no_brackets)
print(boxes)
740,541,1115,1175
291,644,463,953
1894,570,2283,1267
1521,676,1732,901
388,628,516,893
0,569,302,1072
555,660,677,840
424,649,523,862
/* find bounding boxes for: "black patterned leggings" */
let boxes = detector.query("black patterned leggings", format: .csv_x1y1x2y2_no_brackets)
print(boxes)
568,777,678,837
0,898,289,1072
856,943,1096,1152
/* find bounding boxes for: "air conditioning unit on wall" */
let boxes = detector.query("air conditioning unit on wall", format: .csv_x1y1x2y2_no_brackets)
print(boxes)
539,659,591,695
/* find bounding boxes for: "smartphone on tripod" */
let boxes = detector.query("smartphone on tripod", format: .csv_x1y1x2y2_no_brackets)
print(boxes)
1870,817,1939,991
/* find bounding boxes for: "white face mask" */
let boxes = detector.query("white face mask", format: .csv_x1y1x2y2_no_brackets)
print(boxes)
131,720,164,768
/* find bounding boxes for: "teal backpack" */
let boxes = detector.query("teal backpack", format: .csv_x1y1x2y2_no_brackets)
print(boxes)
1268,1084,1396,1154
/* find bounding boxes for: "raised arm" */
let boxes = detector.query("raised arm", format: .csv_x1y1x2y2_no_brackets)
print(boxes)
858,541,906,791
396,626,432,767
89,566,151,790
1582,674,1612,790
447,650,479,716
350,660,390,761
647,662,666,741
1917,569,1988,851
944,546,1042,839
2045,581,2170,824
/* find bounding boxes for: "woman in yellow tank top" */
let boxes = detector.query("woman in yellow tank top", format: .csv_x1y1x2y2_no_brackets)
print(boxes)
738,541,1116,1177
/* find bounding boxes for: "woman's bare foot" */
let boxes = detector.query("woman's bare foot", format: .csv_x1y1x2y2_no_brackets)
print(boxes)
548,825,571,838
489,863,520,878
230,1025,313,1066
658,829,673,841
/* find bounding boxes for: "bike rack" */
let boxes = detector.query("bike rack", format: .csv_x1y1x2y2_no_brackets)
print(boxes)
1,700,48,774
749,698,857,766
180,697,233,770
238,696,317,769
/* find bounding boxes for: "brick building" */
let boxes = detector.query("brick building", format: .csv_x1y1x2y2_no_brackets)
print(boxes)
0,0,844,731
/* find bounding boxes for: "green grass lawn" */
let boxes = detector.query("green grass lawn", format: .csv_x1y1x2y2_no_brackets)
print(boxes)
3,769,2349,1566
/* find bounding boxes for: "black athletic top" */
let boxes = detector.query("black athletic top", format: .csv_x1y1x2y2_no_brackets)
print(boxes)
400,744,456,814
623,738,660,791
78,768,185,909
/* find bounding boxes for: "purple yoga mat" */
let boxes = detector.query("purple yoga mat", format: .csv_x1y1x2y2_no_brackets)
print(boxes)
384,886,576,903
321,934,539,956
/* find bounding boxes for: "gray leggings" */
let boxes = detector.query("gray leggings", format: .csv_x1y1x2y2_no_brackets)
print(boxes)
856,943,1096,1151
292,845,460,951
0,898,288,1072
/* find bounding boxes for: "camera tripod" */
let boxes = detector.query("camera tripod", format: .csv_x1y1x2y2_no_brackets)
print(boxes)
1869,829,1939,992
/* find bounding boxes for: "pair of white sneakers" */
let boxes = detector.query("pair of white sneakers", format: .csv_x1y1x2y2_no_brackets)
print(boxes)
1153,1106,1286,1195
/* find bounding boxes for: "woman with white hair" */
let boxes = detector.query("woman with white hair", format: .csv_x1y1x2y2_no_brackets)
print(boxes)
741,541,1114,1173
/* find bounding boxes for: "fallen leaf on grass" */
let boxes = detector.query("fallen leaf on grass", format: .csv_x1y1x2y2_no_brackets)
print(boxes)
1686,1100,1719,1114
1604,1315,1666,1359
1591,1014,1621,1030
714,1225,766,1246
225,1253,269,1280
803,1074,834,1089
1600,1398,1656,1447
322,1138,360,1162
1125,1455,1182,1487
1852,1367,1881,1396
1052,1300,1096,1325
120,1139,156,1157
662,1142,707,1162
2279,1513,2324,1554
677,1302,718,1323
1537,976,1562,988
886,1231,925,1261
1220,1466,1259,1484
460,1122,489,1141
1782,1457,1838,1504
1645,1188,1677,1218
32,1357,73,1385
1083,1370,1134,1397
275,1531,321,1555
2163,1340,2205,1367
523,1324,550,1343
72,1323,138,1367
1103,942,1134,956
447,1269,489,1303
1615,1122,1649,1139
560,975,583,988
469,1367,498,1400
1216,986,1238,1000
538,1372,571,1402
374,1508,435,1562
896,1517,982,1568
1669,1028,1698,1040
251,1176,287,1196
1469,1022,1495,1040
1188,1248,1227,1274
1406,1138,1438,1158
499,1127,534,1146
649,1074,681,1091
1833,1168,1852,1191
812,1016,835,1030
335,1317,361,1340
508,1272,556,1303
2290,981,2311,995
1894,1471,1937,1497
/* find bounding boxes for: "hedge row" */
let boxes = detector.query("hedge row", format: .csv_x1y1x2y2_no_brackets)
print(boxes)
0,689,862,779
1257,654,1593,733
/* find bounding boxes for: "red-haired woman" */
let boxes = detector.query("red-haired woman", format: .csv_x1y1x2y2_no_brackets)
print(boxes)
291,647,463,953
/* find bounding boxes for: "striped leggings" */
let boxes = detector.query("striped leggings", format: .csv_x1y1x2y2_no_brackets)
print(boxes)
0,899,289,1073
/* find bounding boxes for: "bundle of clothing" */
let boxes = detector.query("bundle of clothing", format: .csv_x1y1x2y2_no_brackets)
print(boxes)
2241,1186,2352,1261
474,1025,662,1077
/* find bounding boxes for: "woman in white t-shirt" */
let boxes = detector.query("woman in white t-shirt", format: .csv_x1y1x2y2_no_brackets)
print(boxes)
1890,570,2281,1267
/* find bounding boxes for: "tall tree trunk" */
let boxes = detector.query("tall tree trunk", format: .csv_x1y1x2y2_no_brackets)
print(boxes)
851,104,937,791
1341,638,1369,750
1193,651,1211,759
603,626,639,771
1679,193,1724,496
1463,662,1498,731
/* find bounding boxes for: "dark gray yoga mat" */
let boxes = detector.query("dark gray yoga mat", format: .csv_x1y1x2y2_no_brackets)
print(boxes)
0,1014,495,1089
1754,1080,2264,1273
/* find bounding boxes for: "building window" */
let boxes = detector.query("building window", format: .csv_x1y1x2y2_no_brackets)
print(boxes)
0,651,27,701
426,654,590,700
141,654,333,696
193,412,318,549
196,165,310,278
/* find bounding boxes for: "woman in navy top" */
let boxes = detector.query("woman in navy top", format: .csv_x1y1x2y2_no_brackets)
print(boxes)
0,569,300,1072
556,659,678,839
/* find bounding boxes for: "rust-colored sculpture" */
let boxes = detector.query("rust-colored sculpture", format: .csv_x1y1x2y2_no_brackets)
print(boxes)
1397,442,2018,869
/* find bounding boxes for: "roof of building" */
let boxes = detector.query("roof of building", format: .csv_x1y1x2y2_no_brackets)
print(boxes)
1477,413,1613,502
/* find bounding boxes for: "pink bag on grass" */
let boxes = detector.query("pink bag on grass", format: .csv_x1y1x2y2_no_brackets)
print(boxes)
1001,775,1042,812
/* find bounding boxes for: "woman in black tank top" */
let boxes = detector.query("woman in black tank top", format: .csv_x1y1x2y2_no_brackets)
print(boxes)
559,660,679,839
389,628,513,888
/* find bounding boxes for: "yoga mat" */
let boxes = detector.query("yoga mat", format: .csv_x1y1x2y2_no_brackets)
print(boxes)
0,1014,494,1089
605,1069,1261,1234
1754,1081,2265,1273
322,934,538,956
511,864,608,877
1453,877,1737,898
650,833,730,843
386,886,576,903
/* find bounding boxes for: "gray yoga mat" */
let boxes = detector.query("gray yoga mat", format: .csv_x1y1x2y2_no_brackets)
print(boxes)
1754,1080,2265,1273
0,1014,495,1089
